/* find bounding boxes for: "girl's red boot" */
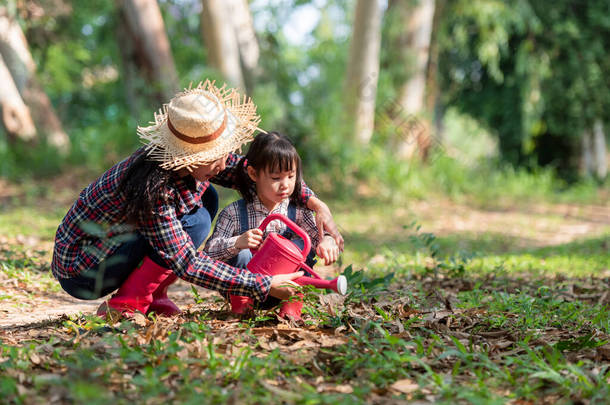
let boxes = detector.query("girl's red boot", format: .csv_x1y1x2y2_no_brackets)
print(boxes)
97,257,174,317
147,273,181,316
278,293,304,321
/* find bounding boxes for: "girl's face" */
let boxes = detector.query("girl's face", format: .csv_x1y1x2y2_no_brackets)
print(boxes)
248,163,297,208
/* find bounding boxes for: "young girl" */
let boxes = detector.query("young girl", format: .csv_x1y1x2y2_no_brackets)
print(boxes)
204,132,340,291
51,81,343,318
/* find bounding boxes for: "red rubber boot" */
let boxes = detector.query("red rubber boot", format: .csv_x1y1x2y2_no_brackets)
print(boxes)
97,257,174,317
230,295,254,314
147,273,181,316
278,293,304,321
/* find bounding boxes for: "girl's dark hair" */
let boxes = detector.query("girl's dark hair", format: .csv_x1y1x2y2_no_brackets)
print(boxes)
118,153,173,225
237,131,303,205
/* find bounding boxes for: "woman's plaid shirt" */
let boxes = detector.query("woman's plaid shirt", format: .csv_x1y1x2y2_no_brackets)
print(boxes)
51,148,314,302
204,195,320,262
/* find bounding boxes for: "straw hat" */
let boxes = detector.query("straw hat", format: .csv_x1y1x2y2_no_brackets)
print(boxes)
138,80,262,171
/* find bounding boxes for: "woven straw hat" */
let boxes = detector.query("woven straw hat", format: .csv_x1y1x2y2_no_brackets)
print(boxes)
138,80,262,171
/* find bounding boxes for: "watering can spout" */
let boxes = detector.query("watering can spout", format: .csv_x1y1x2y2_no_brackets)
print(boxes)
294,275,348,296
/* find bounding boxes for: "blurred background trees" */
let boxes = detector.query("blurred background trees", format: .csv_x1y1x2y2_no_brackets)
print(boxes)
0,6,68,152
0,0,607,195
117,0,179,105
344,0,382,144
438,0,608,180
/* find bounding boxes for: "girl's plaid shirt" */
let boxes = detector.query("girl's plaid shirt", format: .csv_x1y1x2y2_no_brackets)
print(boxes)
51,148,314,302
204,196,320,262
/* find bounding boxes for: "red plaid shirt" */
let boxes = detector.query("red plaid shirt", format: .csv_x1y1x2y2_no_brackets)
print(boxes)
51,148,314,301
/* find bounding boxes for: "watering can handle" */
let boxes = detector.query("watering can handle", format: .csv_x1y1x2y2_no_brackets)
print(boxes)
255,213,312,262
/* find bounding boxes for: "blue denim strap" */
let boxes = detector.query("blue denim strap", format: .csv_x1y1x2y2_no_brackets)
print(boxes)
280,202,297,239
237,199,249,234
287,202,296,222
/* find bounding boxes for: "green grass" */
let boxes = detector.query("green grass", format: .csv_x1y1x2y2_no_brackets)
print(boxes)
0,244,62,300
0,207,64,240
355,233,610,279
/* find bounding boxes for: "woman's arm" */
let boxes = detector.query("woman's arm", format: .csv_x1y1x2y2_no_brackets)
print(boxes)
203,206,241,262
208,153,244,189
300,208,340,265
138,202,271,301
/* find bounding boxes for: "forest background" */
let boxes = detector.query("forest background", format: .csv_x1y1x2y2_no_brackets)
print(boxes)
1,0,608,194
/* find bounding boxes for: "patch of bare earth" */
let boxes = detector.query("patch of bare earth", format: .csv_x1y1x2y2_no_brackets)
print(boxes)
0,275,216,329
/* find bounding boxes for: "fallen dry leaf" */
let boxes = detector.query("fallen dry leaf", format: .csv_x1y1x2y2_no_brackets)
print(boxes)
596,344,610,360
390,378,419,394
132,312,148,327
317,383,353,394
29,352,41,365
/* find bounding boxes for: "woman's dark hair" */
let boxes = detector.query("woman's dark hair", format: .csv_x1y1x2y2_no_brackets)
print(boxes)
118,153,173,225
237,131,303,205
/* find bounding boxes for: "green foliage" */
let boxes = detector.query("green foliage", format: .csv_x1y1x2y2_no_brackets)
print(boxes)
342,265,395,303
1,0,606,191
438,0,610,177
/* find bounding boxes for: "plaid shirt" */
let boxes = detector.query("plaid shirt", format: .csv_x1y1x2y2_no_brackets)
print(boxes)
51,147,314,302
204,196,320,262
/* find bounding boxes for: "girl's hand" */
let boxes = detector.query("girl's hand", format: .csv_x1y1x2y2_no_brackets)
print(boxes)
269,271,304,300
316,236,339,265
234,229,263,250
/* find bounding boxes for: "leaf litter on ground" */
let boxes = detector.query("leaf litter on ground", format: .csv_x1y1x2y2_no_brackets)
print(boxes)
2,265,610,404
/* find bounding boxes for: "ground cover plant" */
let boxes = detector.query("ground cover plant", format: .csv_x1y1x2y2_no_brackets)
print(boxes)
1,176,609,404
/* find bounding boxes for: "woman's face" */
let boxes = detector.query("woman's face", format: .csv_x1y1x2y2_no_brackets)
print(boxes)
187,155,228,182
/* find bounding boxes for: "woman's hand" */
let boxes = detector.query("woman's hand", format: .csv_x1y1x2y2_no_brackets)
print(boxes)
316,236,340,265
234,229,263,250
269,271,304,300
307,197,345,251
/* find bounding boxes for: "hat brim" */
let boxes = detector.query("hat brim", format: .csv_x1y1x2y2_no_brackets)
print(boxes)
137,80,261,171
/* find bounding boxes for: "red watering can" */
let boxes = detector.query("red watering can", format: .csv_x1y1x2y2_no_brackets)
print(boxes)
230,213,347,319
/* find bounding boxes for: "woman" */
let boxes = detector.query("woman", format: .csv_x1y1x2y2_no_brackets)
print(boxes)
51,80,343,317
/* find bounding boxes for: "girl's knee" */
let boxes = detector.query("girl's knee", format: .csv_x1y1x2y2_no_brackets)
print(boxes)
228,249,252,269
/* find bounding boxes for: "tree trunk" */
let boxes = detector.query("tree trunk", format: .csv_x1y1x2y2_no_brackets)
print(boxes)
117,0,179,102
581,129,593,176
394,0,436,159
0,10,69,152
225,0,259,94
581,121,608,180
0,52,36,142
344,0,383,144
201,0,245,90
398,0,435,114
116,7,142,118
425,0,445,147
592,120,607,179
